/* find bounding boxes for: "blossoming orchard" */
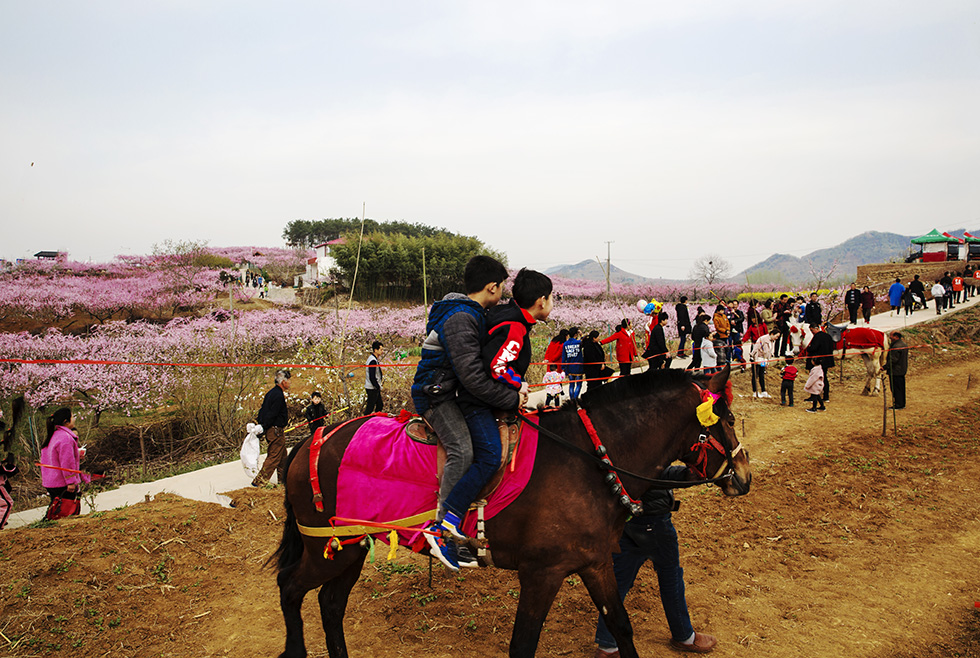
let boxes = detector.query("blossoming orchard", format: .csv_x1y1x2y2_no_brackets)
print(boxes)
0,248,860,448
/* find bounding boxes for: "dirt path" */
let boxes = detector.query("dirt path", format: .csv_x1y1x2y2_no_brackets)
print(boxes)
2,347,978,657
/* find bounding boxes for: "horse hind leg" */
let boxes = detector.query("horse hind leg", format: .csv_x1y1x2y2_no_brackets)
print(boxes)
277,547,365,658
317,547,367,658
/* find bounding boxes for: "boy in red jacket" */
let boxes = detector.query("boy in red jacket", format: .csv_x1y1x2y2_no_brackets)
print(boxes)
780,356,798,407
482,269,554,395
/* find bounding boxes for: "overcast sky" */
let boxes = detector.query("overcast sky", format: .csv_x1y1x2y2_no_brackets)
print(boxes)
2,1,978,279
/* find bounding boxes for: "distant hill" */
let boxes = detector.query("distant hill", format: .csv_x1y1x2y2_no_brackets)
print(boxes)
738,231,918,283
544,260,685,286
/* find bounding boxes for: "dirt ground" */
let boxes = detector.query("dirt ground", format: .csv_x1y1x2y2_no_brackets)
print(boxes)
2,342,979,657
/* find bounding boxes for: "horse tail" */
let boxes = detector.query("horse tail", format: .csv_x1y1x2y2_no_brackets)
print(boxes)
266,442,305,572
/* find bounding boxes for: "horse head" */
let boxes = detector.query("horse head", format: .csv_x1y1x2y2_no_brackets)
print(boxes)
682,365,752,496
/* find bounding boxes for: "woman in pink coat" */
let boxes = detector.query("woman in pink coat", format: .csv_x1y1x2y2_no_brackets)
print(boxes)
40,407,89,517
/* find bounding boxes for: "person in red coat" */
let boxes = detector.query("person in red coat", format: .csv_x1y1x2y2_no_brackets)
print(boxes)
544,329,568,374
600,319,639,377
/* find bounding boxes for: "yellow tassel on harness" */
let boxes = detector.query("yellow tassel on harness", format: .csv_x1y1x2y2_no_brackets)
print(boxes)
696,400,719,427
386,530,398,561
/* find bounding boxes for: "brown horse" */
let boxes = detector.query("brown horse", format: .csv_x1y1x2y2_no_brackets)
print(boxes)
271,365,751,658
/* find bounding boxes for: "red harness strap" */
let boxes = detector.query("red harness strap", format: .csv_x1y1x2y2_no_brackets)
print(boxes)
576,407,643,513
309,417,363,512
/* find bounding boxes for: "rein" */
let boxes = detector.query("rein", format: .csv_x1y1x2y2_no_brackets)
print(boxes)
518,397,737,499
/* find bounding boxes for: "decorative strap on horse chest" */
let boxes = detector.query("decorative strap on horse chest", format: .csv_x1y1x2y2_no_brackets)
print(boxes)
576,408,644,516
309,417,363,512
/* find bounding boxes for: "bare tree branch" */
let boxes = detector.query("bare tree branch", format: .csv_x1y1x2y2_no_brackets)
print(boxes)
689,254,732,285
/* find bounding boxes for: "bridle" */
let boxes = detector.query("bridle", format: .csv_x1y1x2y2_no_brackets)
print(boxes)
517,382,746,515
687,384,745,482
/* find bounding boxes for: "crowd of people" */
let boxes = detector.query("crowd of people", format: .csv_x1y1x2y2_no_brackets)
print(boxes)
884,266,976,317
9,258,972,655
534,277,938,416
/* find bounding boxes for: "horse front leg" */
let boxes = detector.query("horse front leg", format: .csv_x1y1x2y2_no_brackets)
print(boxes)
509,566,566,658
317,548,367,658
579,562,639,658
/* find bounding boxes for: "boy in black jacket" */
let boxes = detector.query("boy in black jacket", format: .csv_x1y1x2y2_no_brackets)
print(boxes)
304,392,327,436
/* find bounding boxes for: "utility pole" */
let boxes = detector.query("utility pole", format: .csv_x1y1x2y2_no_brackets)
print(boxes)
604,241,613,295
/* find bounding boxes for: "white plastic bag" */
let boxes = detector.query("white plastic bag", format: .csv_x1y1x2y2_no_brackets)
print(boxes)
241,423,263,477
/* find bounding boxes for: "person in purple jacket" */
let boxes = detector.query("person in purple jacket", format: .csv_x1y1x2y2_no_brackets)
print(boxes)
40,407,89,518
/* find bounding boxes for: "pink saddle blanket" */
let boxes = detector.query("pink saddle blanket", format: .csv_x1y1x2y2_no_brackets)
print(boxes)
335,414,538,547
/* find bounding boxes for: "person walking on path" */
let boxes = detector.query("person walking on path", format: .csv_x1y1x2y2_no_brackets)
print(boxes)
952,274,964,305
885,331,908,410
940,272,954,310
675,298,692,358
909,275,926,310
593,465,718,657
40,407,90,518
902,284,915,316
860,286,876,324
844,283,861,325
252,369,290,487
931,280,945,315
601,320,638,377
888,278,905,316
364,341,384,415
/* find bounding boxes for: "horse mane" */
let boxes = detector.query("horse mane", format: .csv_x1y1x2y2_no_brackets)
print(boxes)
577,368,703,410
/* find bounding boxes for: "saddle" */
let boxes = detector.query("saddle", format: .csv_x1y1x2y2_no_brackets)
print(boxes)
404,412,524,500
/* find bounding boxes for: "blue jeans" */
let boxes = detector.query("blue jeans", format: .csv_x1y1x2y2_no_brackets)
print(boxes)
423,402,472,512
595,513,694,649
442,408,501,519
568,373,584,399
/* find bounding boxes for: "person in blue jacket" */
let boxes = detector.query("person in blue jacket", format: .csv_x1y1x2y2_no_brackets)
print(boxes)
562,327,585,399
888,277,905,316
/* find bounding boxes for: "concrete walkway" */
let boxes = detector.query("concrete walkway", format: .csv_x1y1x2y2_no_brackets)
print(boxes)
6,291,976,530
5,455,278,530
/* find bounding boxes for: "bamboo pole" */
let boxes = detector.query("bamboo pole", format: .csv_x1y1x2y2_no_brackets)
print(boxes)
339,203,367,418
422,246,428,327
881,375,888,437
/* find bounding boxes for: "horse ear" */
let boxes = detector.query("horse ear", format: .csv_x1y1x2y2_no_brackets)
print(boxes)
708,364,730,394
